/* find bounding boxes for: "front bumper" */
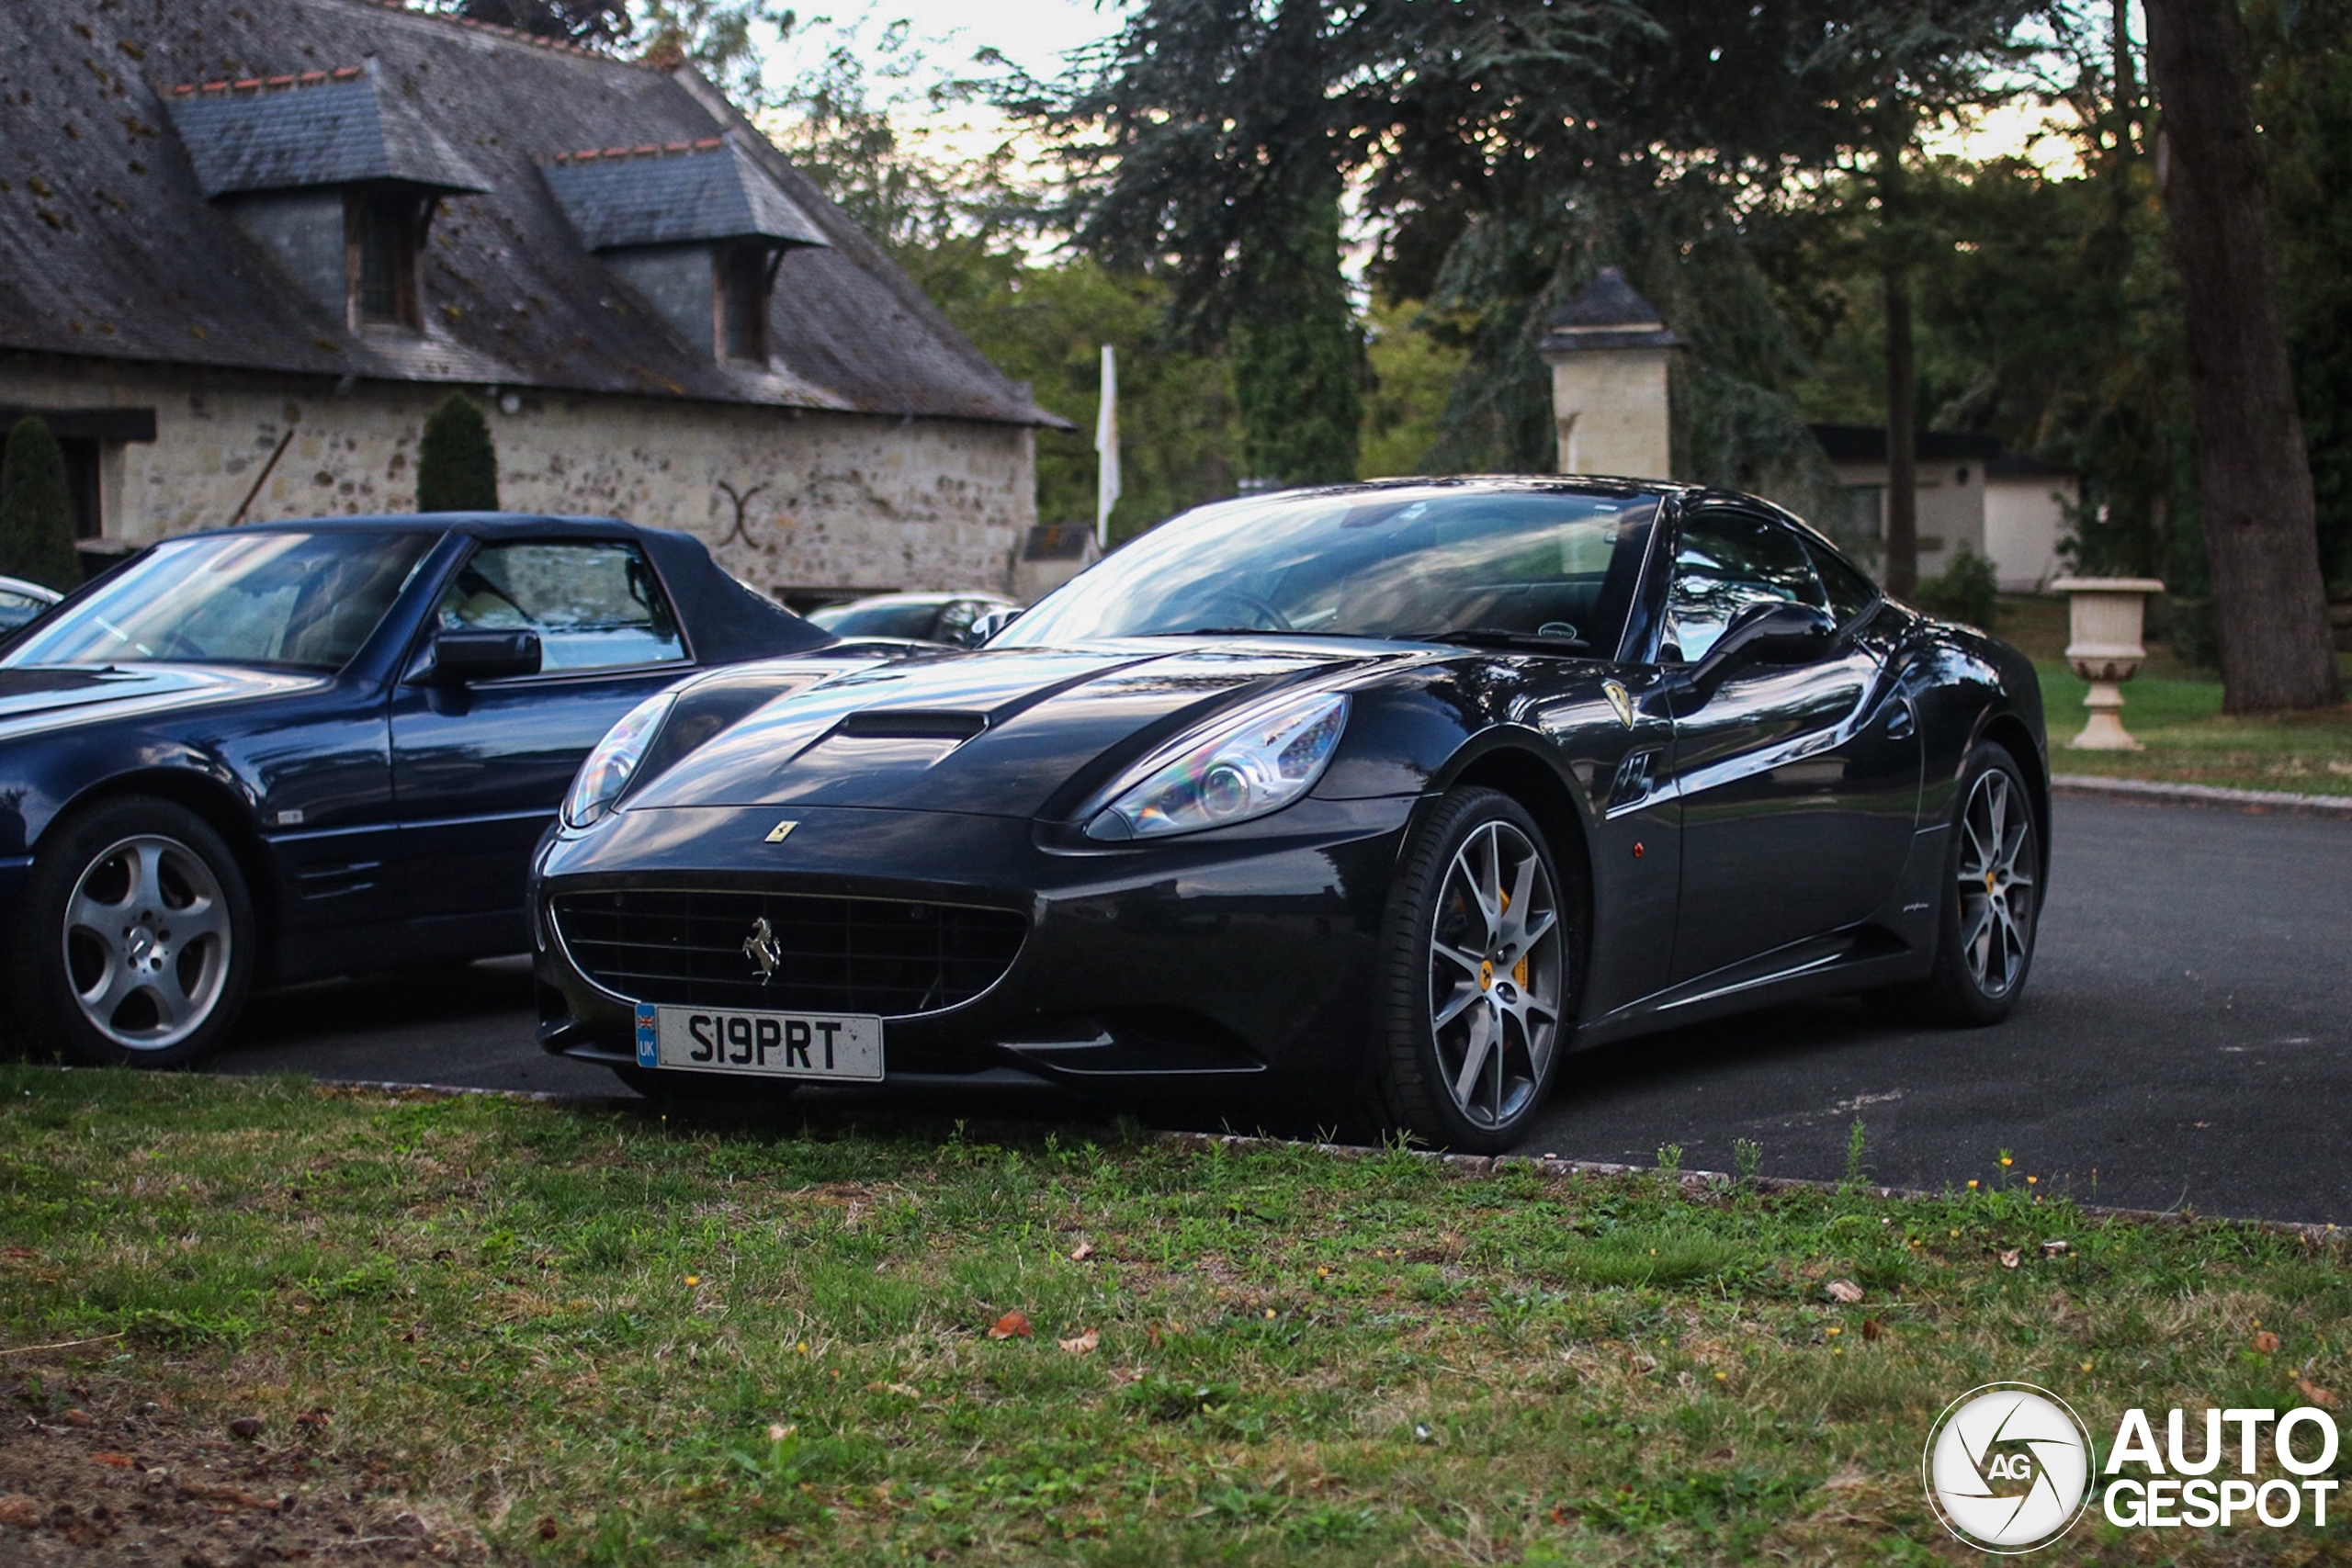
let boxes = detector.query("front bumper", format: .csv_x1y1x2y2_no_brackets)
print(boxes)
529,795,1420,1091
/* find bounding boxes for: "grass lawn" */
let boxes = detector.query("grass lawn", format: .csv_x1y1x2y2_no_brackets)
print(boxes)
1995,595,2352,796
4,1071,2349,1563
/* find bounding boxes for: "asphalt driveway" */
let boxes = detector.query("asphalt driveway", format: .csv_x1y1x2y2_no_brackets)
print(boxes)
210,795,2352,1225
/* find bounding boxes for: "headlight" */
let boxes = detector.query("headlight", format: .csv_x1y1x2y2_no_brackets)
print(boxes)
1086,691,1349,841
561,691,676,829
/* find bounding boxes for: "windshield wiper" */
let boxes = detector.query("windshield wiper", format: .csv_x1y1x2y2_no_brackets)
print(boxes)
1418,626,1594,654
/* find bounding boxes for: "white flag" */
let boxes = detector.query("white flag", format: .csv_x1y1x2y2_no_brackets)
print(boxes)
1095,344,1121,546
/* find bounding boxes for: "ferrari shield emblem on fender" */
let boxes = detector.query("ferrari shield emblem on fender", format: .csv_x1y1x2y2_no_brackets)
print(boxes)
1603,680,1634,728
763,819,797,843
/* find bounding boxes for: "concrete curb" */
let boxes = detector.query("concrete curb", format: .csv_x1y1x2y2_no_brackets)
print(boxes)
2053,773,2352,818
302,1077,2347,1247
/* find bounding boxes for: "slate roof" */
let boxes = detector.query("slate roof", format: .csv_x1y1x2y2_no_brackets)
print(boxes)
1537,266,1681,354
0,0,1057,426
166,61,490,197
543,136,826,251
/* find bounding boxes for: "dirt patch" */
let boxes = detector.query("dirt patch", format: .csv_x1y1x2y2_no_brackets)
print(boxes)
3,1372,482,1566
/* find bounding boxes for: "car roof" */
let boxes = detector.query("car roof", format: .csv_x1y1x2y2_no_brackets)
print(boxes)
822,591,1012,608
0,574,62,601
187,512,652,542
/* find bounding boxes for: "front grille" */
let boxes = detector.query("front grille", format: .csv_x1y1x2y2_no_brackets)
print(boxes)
551,889,1027,1016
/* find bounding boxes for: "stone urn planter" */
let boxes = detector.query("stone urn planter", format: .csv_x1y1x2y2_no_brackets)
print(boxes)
2049,577,2165,750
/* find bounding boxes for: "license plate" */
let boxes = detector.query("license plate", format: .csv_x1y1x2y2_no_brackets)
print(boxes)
634,1003,883,1081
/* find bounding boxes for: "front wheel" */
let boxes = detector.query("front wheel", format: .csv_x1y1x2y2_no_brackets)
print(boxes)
1369,787,1578,1154
8,797,257,1067
1878,743,2041,1025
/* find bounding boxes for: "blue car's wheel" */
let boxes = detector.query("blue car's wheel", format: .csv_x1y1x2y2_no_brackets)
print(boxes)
10,796,256,1067
1372,787,1577,1154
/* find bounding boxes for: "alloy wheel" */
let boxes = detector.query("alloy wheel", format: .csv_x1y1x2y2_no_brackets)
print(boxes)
61,833,233,1051
1955,769,2036,998
1427,819,1565,1130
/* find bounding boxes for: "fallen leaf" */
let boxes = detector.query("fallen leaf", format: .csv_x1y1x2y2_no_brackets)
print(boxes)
2041,1239,2070,1257
1997,1249,2021,1269
1146,1325,1163,1349
179,1480,275,1509
1058,1328,1099,1355
228,1416,263,1440
2254,1330,2282,1354
1861,1317,1883,1342
92,1452,133,1469
1825,1279,1864,1304
2297,1375,2337,1407
1069,1242,1095,1263
62,1408,92,1427
886,1382,921,1398
0,1495,39,1528
537,1516,560,1541
295,1409,330,1429
987,1311,1033,1340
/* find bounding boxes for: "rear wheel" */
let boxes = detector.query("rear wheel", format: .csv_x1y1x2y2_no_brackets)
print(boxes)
1370,787,1577,1153
8,797,256,1067
1877,743,2041,1025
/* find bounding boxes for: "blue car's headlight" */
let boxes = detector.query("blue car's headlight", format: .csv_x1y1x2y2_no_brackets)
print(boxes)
1086,691,1350,841
562,691,676,829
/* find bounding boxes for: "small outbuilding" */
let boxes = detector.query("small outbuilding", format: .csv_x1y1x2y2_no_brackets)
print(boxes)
0,0,1062,602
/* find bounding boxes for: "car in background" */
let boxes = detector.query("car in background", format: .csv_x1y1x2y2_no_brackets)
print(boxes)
806,591,1019,648
532,478,2048,1151
0,574,61,633
0,513,894,1069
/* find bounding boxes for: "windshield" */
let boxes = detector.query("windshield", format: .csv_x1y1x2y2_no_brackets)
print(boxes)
996,486,1658,652
2,530,434,672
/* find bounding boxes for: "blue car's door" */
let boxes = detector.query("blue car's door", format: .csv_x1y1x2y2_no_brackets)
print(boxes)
390,538,693,948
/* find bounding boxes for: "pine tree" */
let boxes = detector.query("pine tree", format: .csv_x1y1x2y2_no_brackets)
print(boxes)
416,394,500,513
0,417,82,591
1234,189,1361,486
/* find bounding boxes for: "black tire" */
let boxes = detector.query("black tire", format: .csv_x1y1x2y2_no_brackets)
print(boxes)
7,796,257,1068
610,1064,799,1111
1368,787,1580,1154
1876,742,2041,1026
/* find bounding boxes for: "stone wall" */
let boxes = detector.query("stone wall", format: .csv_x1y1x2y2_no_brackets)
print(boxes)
0,352,1037,599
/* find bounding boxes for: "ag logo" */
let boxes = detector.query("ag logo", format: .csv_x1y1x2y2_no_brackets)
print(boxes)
1923,1383,2092,1553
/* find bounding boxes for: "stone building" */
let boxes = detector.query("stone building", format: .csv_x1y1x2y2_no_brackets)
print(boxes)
0,0,1059,604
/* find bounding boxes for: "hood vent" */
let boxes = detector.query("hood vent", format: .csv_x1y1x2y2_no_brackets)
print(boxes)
835,710,989,740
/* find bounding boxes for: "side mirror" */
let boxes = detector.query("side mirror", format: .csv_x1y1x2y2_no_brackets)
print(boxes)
1686,601,1836,690
966,606,1023,647
423,626,542,684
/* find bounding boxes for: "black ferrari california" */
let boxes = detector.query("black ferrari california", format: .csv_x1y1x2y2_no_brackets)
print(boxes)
0,513,845,1068
532,479,2048,1151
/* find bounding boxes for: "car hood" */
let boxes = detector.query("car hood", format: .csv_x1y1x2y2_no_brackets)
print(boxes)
0,664,329,743
624,641,1394,820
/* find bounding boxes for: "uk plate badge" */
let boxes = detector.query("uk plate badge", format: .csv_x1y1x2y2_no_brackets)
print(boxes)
634,1002,659,1066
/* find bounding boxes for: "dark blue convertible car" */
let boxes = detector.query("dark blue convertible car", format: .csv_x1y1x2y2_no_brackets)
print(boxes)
0,513,842,1067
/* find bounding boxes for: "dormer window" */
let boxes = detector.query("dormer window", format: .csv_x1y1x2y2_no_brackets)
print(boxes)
165,62,487,335
349,189,424,327
717,243,773,363
542,135,827,368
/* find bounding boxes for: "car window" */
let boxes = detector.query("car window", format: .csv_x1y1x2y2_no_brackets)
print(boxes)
3,530,433,671
933,599,989,642
1662,509,1827,662
818,602,941,640
437,541,685,672
1806,538,1881,628
0,588,46,630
